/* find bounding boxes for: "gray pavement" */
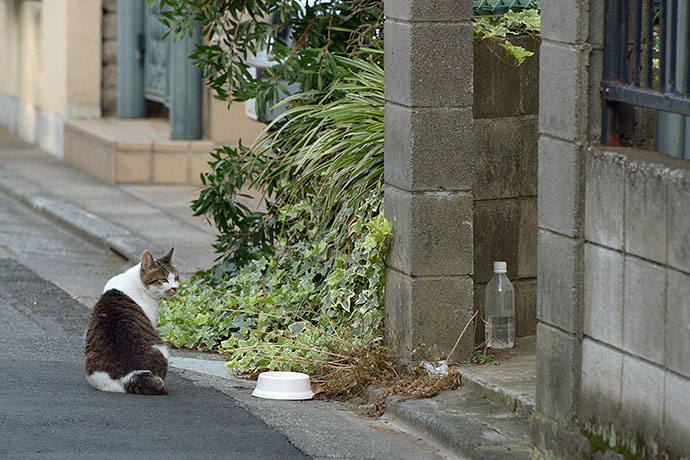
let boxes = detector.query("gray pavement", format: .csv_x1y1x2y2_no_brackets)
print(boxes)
0,259,308,460
0,127,537,459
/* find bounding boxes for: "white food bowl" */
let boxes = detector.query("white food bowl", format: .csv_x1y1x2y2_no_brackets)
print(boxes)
252,371,314,400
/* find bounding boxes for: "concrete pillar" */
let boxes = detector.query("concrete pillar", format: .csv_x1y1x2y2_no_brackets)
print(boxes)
534,0,606,456
383,1,474,364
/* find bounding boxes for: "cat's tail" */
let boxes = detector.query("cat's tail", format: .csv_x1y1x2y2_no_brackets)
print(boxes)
123,370,168,395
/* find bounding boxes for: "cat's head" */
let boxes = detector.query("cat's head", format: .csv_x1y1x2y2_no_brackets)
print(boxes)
139,248,180,299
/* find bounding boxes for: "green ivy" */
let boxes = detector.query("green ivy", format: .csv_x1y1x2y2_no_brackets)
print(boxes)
473,8,541,65
159,195,390,376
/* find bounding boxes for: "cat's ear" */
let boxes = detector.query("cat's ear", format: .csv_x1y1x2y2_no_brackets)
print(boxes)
141,250,156,270
160,247,174,264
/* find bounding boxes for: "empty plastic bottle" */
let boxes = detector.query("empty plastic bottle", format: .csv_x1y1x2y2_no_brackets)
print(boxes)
485,261,515,349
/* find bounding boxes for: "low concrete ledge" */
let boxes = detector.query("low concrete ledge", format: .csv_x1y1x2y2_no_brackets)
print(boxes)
64,118,215,185
383,387,533,460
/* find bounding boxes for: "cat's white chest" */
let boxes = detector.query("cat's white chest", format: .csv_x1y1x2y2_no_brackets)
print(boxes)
103,264,160,326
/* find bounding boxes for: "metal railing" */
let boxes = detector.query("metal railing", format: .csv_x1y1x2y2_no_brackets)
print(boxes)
473,0,539,16
602,0,690,157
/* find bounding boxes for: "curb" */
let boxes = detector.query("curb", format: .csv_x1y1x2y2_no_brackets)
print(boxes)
461,373,536,420
367,386,535,460
0,170,161,264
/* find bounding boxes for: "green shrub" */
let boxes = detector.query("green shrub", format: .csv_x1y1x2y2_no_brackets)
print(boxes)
192,50,384,271
159,196,390,392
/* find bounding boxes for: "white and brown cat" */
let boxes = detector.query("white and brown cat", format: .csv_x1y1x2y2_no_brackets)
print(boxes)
84,248,179,395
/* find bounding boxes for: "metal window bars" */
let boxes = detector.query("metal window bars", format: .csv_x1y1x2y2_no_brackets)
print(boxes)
602,0,690,157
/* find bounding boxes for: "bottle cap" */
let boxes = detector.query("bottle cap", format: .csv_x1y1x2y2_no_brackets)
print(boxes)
493,261,507,273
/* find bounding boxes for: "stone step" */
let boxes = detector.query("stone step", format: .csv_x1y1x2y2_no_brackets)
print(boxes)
64,118,215,185
455,335,537,419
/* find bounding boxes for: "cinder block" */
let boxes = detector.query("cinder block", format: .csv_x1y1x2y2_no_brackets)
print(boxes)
518,197,537,279
517,36,541,116
667,169,690,273
103,0,117,13
580,338,623,423
588,0,605,48
537,230,578,332
473,281,486,344
584,243,624,348
536,322,580,422
384,269,474,363
473,199,519,283
473,39,520,119
538,136,578,237
385,103,473,192
666,268,690,378
102,40,118,66
540,0,583,44
585,149,625,250
384,186,473,277
152,153,189,184
472,117,522,200
624,156,668,264
586,49,604,140
514,278,536,337
102,88,118,117
621,356,664,448
384,20,472,108
384,0,471,22
663,371,690,457
102,11,117,40
102,65,118,89
519,116,539,197
539,41,580,142
623,256,665,366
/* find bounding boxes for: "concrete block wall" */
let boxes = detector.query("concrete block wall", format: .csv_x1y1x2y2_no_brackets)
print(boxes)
472,35,539,340
383,0,475,363
582,148,690,458
537,1,690,457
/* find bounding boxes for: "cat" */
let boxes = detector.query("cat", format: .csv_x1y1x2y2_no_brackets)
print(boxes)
84,248,180,395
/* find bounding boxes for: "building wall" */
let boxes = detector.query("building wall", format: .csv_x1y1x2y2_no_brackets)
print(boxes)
473,35,539,340
0,0,101,156
581,147,690,458
536,1,690,458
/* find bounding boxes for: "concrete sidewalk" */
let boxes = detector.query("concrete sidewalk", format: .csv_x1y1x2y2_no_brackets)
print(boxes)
0,129,215,277
0,127,537,460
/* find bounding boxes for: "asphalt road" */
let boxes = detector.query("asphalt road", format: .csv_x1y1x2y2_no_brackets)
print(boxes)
0,259,309,460
0,195,309,459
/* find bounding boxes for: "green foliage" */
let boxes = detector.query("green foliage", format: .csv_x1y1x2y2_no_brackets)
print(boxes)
472,350,499,365
191,50,384,270
151,0,382,115
154,0,542,385
473,7,541,65
159,196,390,383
